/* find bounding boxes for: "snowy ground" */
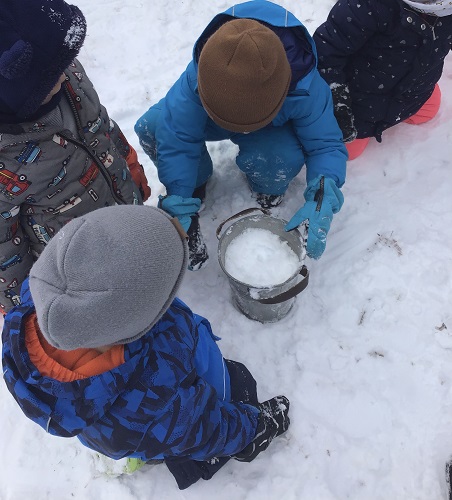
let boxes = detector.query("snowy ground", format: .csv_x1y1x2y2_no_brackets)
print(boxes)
1,0,452,499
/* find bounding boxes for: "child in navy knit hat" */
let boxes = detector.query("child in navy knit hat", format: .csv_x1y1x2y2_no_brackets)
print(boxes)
0,0,151,314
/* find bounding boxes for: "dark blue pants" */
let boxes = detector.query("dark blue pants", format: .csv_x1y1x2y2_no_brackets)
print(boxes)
164,359,258,490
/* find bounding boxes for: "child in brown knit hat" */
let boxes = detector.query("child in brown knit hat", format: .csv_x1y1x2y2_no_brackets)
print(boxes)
135,0,347,270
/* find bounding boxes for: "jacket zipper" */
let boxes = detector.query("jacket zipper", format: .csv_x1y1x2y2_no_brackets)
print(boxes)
61,82,126,205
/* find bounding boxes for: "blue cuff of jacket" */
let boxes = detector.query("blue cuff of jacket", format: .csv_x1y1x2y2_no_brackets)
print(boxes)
158,194,201,231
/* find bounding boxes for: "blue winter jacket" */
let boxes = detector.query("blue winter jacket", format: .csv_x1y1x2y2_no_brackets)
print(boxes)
137,0,346,199
2,280,259,461
314,0,452,140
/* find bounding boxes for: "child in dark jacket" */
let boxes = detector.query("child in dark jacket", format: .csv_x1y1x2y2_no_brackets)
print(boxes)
1,204,290,490
314,0,452,159
0,0,151,314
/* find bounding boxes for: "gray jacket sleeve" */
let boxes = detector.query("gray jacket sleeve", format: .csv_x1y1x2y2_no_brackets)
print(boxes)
0,201,33,313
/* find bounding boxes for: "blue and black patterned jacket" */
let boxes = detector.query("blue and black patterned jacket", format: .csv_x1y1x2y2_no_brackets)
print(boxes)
2,280,259,461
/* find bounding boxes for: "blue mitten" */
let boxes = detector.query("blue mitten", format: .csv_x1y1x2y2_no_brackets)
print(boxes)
158,194,201,232
285,176,344,259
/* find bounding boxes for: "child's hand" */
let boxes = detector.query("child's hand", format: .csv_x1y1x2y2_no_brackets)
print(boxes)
285,176,344,259
330,83,357,143
130,162,151,201
125,145,151,201
186,215,209,271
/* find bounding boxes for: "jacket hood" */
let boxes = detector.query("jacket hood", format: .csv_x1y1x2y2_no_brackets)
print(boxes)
2,279,148,438
402,0,452,17
193,0,317,91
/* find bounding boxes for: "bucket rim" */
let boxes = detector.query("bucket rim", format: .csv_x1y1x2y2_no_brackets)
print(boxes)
217,214,305,291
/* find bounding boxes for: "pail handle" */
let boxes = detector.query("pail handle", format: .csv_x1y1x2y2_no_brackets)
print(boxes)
216,207,270,239
256,265,309,304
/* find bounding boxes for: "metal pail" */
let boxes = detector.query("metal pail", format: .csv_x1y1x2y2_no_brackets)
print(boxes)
217,210,309,323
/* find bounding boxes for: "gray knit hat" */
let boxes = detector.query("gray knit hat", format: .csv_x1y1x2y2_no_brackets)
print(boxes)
29,205,188,350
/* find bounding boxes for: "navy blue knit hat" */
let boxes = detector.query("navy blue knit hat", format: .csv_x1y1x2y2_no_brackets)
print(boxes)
0,0,87,119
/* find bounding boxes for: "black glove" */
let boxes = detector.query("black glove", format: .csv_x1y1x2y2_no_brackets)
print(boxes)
233,395,290,463
330,83,357,143
187,214,209,271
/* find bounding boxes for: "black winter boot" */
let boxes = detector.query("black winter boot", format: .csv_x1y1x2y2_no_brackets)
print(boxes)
446,457,452,500
255,193,285,209
187,215,208,271
232,395,290,463
192,182,207,204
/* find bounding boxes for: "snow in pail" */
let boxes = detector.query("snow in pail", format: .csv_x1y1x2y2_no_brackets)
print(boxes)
224,227,301,287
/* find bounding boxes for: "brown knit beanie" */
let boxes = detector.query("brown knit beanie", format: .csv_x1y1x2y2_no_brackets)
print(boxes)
198,19,291,133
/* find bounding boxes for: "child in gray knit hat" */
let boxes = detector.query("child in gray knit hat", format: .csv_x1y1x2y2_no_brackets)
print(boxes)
2,204,290,490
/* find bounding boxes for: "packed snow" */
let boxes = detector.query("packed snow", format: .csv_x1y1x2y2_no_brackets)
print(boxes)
224,227,301,286
1,0,452,499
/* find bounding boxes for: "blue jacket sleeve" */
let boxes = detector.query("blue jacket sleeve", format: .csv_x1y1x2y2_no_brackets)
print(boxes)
314,0,381,84
136,377,260,460
281,71,347,186
155,62,209,198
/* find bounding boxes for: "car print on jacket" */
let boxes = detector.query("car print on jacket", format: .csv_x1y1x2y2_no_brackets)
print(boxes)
83,116,102,134
98,150,114,168
79,162,99,187
0,205,20,220
27,217,52,245
4,220,20,245
88,188,99,202
4,288,21,307
15,143,42,165
30,122,46,133
0,253,22,271
52,134,68,148
48,166,67,188
45,195,82,215
0,163,31,196
46,189,62,200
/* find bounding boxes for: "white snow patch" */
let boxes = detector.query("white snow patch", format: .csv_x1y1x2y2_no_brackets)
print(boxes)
224,228,300,287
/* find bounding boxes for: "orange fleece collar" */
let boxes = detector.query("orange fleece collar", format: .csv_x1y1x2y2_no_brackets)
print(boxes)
25,313,124,382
